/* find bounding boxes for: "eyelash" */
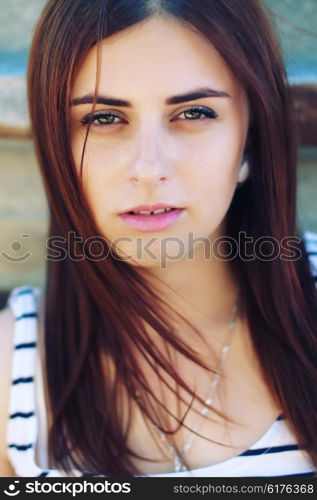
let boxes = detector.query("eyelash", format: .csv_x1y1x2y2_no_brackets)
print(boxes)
80,105,218,127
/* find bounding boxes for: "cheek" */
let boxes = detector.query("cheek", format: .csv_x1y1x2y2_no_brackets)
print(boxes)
71,132,120,202
192,164,236,223
183,125,243,190
70,136,106,226
181,126,244,229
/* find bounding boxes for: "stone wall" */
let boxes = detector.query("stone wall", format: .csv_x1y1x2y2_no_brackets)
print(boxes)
0,138,48,291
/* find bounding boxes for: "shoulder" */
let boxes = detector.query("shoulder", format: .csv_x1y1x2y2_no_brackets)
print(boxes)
0,305,16,475
302,231,317,251
0,285,43,477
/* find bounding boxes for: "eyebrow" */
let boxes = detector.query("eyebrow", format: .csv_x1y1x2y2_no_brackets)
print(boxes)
70,87,231,107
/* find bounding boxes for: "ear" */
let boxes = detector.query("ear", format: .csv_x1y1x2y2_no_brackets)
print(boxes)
237,157,250,185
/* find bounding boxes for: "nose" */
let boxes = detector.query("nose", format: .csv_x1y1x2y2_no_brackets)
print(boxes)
129,128,172,187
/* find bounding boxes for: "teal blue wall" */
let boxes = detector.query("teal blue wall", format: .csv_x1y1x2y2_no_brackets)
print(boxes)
263,0,317,82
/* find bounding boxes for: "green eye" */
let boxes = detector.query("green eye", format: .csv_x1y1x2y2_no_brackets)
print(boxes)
177,106,218,120
81,112,122,126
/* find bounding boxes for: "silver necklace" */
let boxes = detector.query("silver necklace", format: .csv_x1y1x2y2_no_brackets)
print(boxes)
143,298,240,473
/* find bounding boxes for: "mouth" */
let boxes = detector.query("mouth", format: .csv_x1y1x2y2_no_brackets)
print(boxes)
119,203,184,215
125,207,179,216
118,207,186,232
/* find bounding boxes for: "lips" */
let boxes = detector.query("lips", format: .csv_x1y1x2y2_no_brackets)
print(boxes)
118,207,185,232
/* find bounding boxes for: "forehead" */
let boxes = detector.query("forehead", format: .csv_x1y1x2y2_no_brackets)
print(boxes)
71,15,244,102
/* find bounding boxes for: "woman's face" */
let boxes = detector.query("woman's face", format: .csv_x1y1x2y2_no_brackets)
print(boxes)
70,15,249,268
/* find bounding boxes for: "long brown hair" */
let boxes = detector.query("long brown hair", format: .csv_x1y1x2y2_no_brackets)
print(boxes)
28,0,317,476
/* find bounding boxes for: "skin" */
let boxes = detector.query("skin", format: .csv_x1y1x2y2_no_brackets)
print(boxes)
70,14,250,338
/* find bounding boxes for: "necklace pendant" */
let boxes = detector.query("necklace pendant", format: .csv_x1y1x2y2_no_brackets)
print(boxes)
174,455,184,472
200,406,209,415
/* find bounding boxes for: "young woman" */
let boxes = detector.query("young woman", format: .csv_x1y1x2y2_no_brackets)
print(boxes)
0,0,316,477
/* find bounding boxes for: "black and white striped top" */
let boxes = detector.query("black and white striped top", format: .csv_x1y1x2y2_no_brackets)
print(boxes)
5,231,317,477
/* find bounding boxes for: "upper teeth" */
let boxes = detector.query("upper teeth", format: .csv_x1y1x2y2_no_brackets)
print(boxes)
131,208,174,215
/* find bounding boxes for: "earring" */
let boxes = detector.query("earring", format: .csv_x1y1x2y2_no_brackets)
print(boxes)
237,158,250,186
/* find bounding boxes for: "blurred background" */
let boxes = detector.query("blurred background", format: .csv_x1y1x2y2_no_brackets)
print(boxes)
0,0,316,306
